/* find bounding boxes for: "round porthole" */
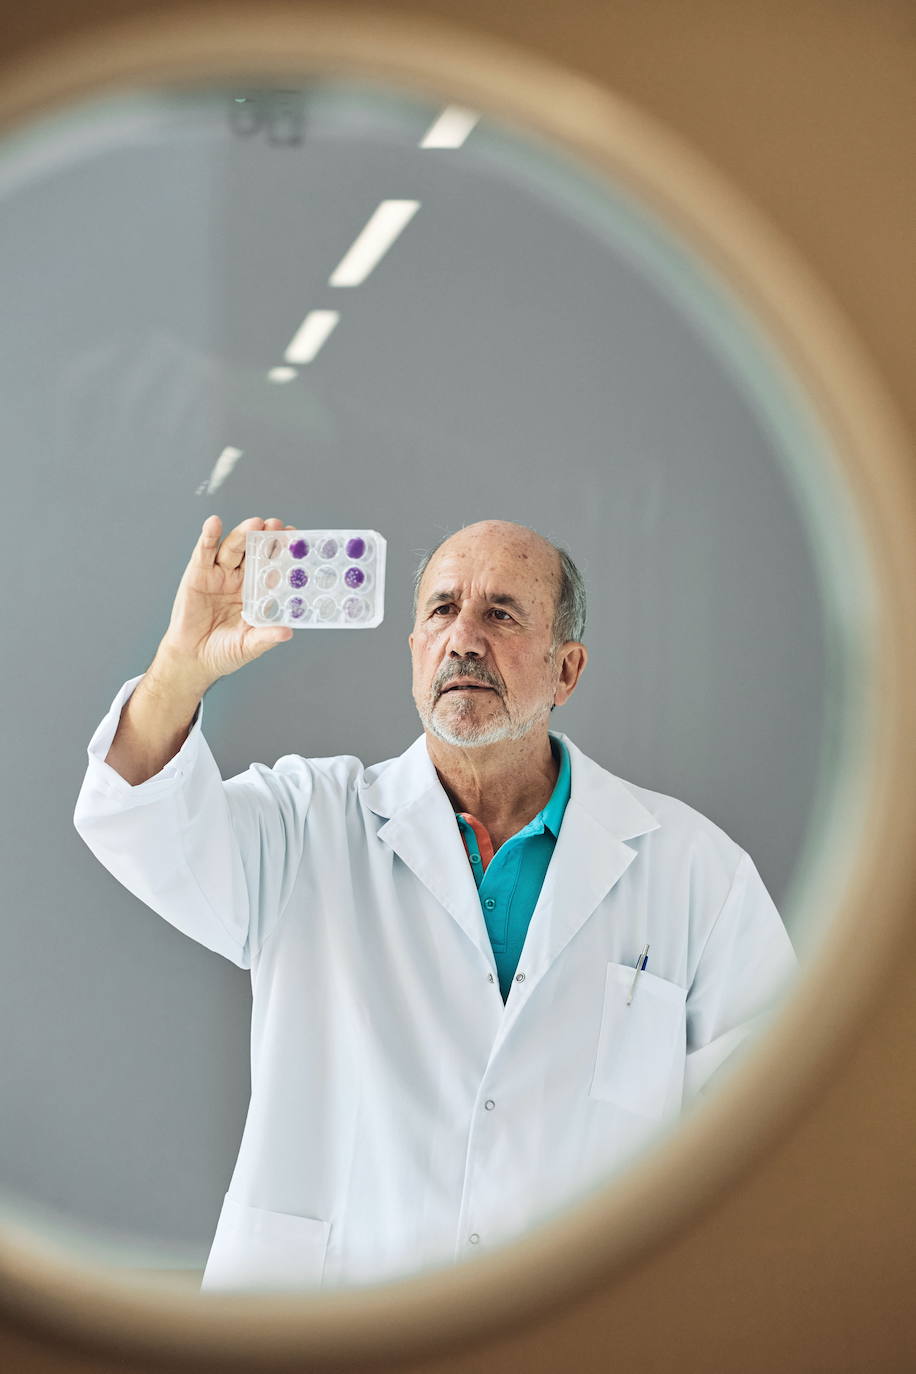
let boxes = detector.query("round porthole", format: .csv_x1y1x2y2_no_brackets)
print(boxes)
0,7,913,1372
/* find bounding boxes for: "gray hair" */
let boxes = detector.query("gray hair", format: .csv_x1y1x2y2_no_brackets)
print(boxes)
411,524,587,653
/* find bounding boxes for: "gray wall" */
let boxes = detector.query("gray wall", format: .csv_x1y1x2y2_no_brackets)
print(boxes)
0,82,827,1269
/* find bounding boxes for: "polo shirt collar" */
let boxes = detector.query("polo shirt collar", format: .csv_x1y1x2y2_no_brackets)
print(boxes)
538,733,571,837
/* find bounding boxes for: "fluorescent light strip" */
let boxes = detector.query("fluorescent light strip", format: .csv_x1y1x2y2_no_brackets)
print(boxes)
267,366,297,383
284,310,340,364
419,106,480,149
203,446,243,494
329,201,420,287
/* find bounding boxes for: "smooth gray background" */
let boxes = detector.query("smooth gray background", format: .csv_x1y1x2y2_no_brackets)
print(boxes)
0,82,827,1269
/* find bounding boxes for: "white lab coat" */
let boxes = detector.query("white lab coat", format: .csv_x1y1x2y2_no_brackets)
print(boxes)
73,674,798,1292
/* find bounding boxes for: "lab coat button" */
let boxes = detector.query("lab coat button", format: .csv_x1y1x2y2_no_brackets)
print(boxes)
469,1233,480,1245
515,972,526,982
484,898,496,910
485,1099,495,1110
487,972,495,982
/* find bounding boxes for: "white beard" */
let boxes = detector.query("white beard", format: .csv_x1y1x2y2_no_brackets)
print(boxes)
417,690,553,748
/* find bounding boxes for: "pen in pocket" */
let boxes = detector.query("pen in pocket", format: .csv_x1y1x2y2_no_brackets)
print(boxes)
626,943,650,1005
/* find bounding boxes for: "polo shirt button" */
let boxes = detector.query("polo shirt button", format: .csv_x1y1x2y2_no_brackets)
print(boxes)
484,898,495,910
470,853,480,863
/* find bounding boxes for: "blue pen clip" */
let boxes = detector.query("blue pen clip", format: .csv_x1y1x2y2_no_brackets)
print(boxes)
626,944,649,1005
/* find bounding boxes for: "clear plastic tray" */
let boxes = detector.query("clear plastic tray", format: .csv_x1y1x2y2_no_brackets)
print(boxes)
241,529,386,628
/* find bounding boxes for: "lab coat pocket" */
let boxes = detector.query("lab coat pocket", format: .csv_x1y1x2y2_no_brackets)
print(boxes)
588,961,687,1119
200,1193,331,1292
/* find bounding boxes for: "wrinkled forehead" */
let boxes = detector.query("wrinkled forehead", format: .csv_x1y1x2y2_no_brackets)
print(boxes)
420,535,558,608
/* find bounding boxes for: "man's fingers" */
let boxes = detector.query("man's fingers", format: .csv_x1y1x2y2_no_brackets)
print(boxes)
195,516,292,575
215,517,268,572
193,515,222,569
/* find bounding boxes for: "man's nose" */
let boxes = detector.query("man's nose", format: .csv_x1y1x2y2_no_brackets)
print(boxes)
442,606,489,656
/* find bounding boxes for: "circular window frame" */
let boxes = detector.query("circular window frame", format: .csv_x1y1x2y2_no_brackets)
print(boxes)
0,6,914,1370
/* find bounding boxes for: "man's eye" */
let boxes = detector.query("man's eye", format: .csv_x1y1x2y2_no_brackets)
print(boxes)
431,605,512,620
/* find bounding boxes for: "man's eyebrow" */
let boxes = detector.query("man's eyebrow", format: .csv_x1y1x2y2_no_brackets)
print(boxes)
424,589,529,618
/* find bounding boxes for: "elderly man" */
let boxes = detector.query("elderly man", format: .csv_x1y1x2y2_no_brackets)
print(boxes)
73,514,796,1293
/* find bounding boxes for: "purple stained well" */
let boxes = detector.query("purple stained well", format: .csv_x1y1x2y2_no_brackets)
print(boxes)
289,567,308,589
344,566,365,589
289,538,309,559
288,597,306,619
345,537,366,559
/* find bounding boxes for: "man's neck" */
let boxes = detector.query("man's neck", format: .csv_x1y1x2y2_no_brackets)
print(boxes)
426,731,559,834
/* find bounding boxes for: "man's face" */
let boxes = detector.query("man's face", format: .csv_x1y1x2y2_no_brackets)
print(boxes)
408,524,566,748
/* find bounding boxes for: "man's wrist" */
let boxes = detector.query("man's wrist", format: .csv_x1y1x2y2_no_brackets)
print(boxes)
146,643,217,701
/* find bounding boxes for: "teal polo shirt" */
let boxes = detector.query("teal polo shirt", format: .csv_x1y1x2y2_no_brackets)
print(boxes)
454,734,571,1001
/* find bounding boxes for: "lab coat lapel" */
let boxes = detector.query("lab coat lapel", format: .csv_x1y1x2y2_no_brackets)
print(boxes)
360,731,661,980
518,732,661,981
361,736,495,964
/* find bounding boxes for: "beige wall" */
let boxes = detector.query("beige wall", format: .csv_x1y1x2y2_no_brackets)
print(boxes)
0,2,913,1370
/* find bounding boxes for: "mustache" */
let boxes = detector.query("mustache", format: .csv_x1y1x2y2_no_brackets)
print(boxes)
436,670,500,694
